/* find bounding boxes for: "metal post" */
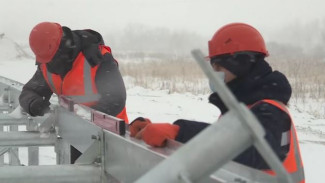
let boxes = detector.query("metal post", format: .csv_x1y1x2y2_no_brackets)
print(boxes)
100,130,107,183
5,86,20,165
0,88,9,165
55,137,71,164
0,125,4,165
9,125,20,165
27,118,39,165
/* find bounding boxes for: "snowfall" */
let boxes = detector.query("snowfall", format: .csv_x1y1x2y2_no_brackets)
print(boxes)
0,44,324,182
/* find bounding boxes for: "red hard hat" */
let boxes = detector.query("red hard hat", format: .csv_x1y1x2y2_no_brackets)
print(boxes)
208,23,269,58
29,22,63,64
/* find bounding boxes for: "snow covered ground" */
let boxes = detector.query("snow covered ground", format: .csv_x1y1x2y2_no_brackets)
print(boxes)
0,58,324,182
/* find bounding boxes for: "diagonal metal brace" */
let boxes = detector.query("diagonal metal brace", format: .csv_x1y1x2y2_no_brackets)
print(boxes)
75,140,100,165
0,147,9,156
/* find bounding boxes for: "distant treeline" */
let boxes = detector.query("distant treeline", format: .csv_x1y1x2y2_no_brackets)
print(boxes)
105,22,325,60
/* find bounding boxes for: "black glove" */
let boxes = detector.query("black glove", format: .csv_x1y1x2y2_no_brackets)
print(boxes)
29,98,51,116
208,92,228,114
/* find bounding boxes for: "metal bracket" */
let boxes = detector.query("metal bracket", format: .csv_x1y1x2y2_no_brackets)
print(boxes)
75,139,101,165
0,147,9,156
38,110,58,133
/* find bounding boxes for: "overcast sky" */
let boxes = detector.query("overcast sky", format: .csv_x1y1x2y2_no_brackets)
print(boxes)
1,0,325,44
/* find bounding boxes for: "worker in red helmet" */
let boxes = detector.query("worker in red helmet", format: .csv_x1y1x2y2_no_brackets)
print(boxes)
20,22,128,121
19,22,129,162
130,23,304,182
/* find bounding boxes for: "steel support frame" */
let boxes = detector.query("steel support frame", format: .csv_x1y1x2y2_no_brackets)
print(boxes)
0,131,56,146
0,64,292,183
0,164,101,183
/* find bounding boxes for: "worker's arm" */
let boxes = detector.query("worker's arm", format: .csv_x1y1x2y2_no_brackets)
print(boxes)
173,119,210,143
93,52,126,116
129,118,210,147
132,102,290,170
19,66,53,116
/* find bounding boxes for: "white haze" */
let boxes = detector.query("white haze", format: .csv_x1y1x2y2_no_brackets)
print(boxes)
1,0,325,56
1,1,325,181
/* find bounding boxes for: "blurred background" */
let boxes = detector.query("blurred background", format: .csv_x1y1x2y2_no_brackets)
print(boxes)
1,0,325,117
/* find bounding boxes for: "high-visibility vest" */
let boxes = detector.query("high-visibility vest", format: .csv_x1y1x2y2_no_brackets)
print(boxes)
40,45,129,123
251,99,305,183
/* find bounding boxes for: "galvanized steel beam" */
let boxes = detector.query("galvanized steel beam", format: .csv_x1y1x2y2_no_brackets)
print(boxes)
0,131,56,146
0,114,28,125
0,125,4,165
0,165,102,183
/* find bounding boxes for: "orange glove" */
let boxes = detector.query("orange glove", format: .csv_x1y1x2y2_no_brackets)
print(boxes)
129,117,151,137
136,123,180,147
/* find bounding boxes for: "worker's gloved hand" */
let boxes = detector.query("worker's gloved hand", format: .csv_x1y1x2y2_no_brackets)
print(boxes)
129,117,151,137
137,123,180,147
29,97,51,116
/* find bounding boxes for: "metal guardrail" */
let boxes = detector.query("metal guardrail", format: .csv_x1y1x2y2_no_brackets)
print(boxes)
0,50,292,183
0,76,30,166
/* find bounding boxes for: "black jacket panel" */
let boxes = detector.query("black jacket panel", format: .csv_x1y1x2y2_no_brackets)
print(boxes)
92,53,126,116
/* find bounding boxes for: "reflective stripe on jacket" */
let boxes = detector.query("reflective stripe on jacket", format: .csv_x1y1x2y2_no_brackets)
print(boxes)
253,99,305,183
40,45,128,123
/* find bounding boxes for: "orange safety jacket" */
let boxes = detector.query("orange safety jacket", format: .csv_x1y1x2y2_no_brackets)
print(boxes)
40,45,129,123
251,99,305,183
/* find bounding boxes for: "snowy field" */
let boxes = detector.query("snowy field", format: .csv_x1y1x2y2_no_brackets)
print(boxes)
0,58,324,182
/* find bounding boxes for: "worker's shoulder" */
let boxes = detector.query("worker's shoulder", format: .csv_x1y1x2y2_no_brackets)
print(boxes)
250,100,290,118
